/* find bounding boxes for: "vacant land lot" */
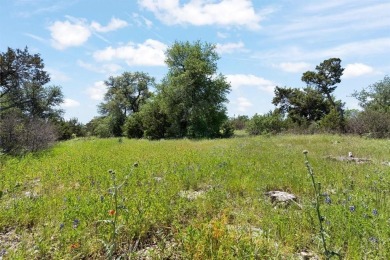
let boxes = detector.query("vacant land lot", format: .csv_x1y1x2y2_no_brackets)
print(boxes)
0,135,389,259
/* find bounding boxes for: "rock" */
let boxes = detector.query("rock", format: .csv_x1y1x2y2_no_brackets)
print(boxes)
297,251,320,260
265,191,302,209
178,190,206,200
325,155,371,164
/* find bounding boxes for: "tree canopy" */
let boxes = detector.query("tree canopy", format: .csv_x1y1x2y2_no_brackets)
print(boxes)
301,58,344,108
352,75,390,113
157,40,231,138
0,47,63,119
98,72,154,136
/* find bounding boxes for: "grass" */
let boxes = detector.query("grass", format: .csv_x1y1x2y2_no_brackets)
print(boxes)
0,134,389,259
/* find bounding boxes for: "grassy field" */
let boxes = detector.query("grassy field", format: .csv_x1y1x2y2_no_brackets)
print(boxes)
0,134,389,259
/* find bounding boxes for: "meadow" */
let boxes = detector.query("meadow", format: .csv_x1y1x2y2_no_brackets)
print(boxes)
0,134,389,259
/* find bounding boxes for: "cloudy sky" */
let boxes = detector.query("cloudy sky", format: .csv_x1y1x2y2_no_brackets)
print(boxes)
1,0,389,123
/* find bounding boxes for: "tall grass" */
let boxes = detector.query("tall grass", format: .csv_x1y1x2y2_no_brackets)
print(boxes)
0,135,389,258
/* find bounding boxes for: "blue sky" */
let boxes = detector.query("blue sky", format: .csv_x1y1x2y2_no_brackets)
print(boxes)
1,0,389,123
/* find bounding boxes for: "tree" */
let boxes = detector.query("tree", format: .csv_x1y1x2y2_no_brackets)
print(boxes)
301,58,344,108
352,75,390,113
0,47,63,119
158,41,231,138
272,86,331,124
0,47,63,153
99,72,154,136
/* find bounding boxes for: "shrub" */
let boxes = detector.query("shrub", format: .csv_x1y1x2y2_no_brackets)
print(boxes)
124,113,144,139
0,111,57,154
246,112,284,135
319,108,345,133
346,110,390,138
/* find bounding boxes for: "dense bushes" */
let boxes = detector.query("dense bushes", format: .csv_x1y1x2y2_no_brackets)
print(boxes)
246,112,285,135
346,110,390,138
0,111,57,154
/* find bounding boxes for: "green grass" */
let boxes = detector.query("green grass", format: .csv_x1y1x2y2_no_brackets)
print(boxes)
0,135,389,259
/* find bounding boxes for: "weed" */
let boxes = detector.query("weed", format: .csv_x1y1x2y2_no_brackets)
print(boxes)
303,150,340,259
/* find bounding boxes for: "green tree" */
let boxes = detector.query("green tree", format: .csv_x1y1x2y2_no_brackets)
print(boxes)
99,72,154,136
301,58,344,108
272,86,331,124
158,41,231,138
352,75,390,113
0,47,63,119
0,47,63,153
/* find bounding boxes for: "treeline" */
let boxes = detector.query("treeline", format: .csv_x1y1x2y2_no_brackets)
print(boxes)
86,41,232,140
231,59,390,138
0,41,233,154
1,43,389,155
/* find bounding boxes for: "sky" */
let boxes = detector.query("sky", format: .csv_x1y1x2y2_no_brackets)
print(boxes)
1,0,389,123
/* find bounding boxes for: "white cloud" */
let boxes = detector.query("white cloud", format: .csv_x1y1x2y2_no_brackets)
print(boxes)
254,38,390,63
86,81,107,101
227,74,276,93
49,17,128,50
132,13,153,28
77,60,122,74
278,62,311,73
343,63,375,78
216,41,245,54
90,17,128,32
62,98,80,108
49,20,91,50
138,0,264,30
236,97,253,112
93,39,167,66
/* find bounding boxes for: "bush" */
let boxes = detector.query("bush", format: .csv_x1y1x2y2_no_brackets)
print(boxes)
0,111,57,154
246,112,284,135
319,108,345,133
124,113,144,139
346,110,390,138
219,120,235,138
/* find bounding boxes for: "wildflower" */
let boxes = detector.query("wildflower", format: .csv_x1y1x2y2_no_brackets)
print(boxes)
100,195,104,202
325,196,332,204
372,209,378,216
59,223,65,230
108,209,116,216
70,243,80,250
73,219,80,228
349,205,356,212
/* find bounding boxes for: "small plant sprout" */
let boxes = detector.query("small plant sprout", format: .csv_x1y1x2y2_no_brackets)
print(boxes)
303,150,340,259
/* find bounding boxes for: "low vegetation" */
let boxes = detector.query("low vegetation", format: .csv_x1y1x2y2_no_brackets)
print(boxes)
1,135,389,259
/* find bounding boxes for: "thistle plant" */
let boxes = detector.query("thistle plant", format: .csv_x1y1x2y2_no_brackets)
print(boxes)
303,150,339,259
97,163,138,259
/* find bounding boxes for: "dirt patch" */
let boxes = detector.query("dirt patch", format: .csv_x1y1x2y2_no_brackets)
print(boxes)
0,228,21,258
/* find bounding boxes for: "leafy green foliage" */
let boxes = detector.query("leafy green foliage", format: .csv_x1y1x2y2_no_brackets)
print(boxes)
246,111,285,135
352,75,390,113
301,58,344,108
0,47,63,154
99,72,154,137
0,47,63,119
272,86,331,124
157,41,231,138
229,115,249,130
55,118,86,140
